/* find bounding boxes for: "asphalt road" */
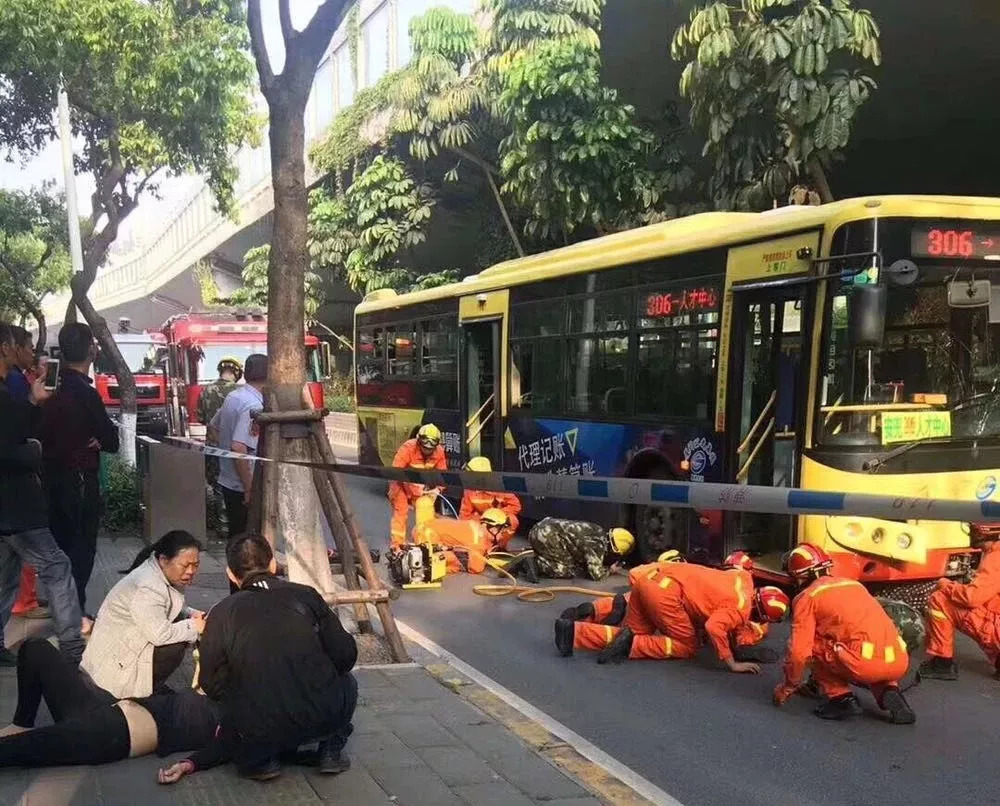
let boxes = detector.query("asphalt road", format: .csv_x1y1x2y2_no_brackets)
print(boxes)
338,475,1000,806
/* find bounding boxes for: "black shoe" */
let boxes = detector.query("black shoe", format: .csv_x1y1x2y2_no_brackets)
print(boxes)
554,618,574,657
242,758,281,781
0,648,16,667
560,602,595,622
878,687,916,725
599,593,627,626
797,676,823,699
813,694,863,720
597,626,634,665
317,741,351,775
918,656,959,681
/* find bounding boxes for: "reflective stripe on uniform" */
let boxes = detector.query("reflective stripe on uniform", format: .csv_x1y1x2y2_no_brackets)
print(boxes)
898,635,907,652
604,625,615,645
751,622,765,637
664,636,673,656
734,576,746,610
885,645,896,664
808,579,863,598
658,577,673,589
929,608,948,621
647,568,659,581
861,641,875,660
859,640,900,663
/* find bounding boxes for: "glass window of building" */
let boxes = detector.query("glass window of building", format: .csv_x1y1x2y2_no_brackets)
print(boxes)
363,3,390,88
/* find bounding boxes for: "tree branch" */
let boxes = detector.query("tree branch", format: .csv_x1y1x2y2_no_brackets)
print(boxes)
247,0,275,96
297,0,349,70
278,0,295,46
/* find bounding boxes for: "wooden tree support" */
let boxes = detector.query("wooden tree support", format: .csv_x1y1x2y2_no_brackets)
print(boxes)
251,404,409,663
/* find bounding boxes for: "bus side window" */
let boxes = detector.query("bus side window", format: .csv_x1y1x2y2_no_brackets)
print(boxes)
511,340,561,413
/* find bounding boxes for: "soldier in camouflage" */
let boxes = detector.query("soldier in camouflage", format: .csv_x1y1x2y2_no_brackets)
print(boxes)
527,518,635,581
199,357,242,538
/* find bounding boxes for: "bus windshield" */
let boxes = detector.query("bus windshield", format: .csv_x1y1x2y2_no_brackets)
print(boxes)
95,342,167,376
193,343,322,382
818,266,1000,447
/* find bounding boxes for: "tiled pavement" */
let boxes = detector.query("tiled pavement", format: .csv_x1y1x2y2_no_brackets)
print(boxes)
0,538,623,806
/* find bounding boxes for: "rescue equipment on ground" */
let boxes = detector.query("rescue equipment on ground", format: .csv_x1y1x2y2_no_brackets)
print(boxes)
387,543,449,589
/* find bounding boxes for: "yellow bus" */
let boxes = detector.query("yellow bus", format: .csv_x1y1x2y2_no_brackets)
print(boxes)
355,195,1000,601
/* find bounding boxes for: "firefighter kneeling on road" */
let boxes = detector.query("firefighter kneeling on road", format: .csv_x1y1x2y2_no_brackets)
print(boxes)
459,457,521,549
920,526,1000,681
411,508,513,575
528,518,635,581
556,552,788,671
388,424,447,547
773,543,915,724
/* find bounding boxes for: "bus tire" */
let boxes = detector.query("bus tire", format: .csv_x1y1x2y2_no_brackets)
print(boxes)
868,580,937,612
624,462,690,565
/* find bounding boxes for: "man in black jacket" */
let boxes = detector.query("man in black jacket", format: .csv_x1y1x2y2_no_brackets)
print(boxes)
196,533,358,780
39,323,119,619
0,324,84,666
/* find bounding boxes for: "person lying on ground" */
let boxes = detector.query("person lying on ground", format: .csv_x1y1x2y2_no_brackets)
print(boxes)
528,518,636,581
157,533,358,784
82,531,205,699
0,638,221,768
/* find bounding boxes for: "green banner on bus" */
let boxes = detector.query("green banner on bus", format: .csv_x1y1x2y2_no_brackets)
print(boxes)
881,410,951,445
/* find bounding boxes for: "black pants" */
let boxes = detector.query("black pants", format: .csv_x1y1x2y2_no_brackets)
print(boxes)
0,701,131,768
46,468,101,612
221,485,248,593
152,641,188,693
13,639,114,728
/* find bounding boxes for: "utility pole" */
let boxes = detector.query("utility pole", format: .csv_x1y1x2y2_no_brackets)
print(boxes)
57,83,85,320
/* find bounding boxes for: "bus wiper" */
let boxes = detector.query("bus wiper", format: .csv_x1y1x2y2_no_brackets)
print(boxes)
862,436,955,473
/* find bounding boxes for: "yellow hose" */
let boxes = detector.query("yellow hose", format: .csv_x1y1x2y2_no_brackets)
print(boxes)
472,551,617,603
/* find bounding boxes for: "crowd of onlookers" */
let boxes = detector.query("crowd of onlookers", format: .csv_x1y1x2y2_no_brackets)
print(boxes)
0,324,358,782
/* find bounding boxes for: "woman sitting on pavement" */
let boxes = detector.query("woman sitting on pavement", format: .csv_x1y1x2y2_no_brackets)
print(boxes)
0,638,221,768
82,530,206,699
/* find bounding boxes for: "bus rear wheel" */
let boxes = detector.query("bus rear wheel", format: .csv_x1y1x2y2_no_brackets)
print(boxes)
868,580,937,611
626,466,690,564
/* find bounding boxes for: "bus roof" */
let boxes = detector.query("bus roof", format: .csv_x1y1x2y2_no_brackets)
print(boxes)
113,332,166,344
356,195,1000,315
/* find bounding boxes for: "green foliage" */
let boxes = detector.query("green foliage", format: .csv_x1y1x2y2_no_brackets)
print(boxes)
498,40,666,240
232,245,325,318
323,371,355,412
672,0,881,208
482,0,602,72
0,187,71,322
102,456,142,532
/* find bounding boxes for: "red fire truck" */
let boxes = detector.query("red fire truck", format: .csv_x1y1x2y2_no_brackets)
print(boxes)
161,311,326,436
93,332,170,435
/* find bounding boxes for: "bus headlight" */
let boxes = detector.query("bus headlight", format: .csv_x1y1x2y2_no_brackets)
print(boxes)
897,533,913,549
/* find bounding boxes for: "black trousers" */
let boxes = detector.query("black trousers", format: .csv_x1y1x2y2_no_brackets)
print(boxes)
0,701,131,768
221,485,248,593
46,468,101,612
13,639,114,728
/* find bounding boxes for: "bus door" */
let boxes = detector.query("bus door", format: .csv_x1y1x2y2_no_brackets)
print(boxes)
724,285,809,564
459,291,509,468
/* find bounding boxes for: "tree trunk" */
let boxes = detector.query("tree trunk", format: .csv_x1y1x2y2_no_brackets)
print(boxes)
807,156,835,204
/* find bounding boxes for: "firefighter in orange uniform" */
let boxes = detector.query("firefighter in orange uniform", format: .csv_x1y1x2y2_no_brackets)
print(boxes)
773,543,915,724
556,557,788,672
411,508,512,575
920,530,1000,681
459,457,521,549
388,424,447,547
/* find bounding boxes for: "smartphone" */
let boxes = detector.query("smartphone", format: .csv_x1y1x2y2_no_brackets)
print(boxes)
43,359,60,391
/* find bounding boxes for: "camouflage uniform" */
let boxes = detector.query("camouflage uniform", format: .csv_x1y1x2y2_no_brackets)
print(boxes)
198,379,237,537
528,517,611,581
877,597,926,656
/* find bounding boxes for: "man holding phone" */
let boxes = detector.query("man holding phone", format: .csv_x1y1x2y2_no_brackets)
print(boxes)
0,323,85,666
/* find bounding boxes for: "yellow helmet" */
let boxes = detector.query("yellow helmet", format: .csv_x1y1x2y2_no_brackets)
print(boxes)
657,549,686,563
608,528,635,556
467,456,492,473
481,508,509,529
416,423,442,449
217,356,243,381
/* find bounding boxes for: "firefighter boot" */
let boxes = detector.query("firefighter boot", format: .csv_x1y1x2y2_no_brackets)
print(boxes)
813,694,863,720
918,656,959,680
560,602,595,622
877,687,916,725
599,593,627,626
597,626,634,665
555,619,575,657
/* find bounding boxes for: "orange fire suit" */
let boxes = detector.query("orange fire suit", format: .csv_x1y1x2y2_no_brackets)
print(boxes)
459,489,521,549
388,439,447,546
926,541,1000,663
775,576,909,703
573,563,762,661
412,518,490,574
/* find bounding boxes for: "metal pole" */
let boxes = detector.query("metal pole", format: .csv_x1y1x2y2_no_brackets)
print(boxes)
57,84,84,276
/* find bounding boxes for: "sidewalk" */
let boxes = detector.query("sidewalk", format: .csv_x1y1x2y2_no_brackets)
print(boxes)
0,538,637,806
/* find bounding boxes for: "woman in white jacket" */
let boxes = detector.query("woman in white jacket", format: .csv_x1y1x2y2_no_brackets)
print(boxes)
81,531,205,699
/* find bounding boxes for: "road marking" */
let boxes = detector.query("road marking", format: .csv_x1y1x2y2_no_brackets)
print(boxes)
395,618,686,806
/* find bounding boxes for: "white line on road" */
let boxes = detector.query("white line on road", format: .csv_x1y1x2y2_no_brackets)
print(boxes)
395,619,686,806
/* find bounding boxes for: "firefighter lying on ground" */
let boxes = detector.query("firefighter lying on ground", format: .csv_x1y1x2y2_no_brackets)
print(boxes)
920,527,1000,681
459,457,522,549
388,424,447,547
773,543,916,724
528,518,635,581
411,507,515,575
555,552,789,672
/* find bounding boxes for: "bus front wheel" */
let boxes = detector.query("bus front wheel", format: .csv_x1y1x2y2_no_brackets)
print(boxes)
625,464,690,564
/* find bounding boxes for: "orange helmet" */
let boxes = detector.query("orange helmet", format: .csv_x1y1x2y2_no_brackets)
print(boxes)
754,586,790,622
784,543,833,580
723,550,753,572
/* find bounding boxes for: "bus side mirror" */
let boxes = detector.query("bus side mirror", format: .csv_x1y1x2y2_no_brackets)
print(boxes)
848,284,887,349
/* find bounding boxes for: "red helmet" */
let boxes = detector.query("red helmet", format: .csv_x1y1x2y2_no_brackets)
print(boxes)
784,543,833,580
755,586,790,622
723,550,753,572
